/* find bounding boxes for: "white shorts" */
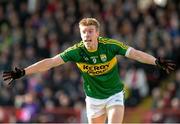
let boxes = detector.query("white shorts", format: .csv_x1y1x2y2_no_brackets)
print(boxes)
85,91,124,118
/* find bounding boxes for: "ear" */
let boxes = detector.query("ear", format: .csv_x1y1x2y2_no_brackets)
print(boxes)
96,30,100,36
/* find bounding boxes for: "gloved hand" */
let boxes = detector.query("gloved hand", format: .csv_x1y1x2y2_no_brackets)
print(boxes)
2,67,25,87
155,57,176,74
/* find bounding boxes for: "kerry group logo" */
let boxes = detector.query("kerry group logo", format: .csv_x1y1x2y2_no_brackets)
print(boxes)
76,57,117,76
83,63,110,75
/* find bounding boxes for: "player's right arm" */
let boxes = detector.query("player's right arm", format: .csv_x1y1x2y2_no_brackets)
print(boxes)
3,43,80,86
25,55,65,75
2,54,64,86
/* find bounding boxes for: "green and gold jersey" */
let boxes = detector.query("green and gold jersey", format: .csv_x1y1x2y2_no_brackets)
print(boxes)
59,37,130,99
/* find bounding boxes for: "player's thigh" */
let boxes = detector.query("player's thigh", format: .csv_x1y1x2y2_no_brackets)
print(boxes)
85,96,107,123
106,91,125,123
107,105,124,124
88,113,107,124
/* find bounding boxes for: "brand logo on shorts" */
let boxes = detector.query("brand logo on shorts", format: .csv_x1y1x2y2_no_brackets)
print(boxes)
115,99,121,102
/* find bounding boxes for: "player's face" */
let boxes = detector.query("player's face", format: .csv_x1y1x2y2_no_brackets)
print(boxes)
80,25,99,50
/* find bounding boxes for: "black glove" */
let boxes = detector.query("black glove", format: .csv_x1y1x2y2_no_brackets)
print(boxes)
2,67,25,87
155,57,176,74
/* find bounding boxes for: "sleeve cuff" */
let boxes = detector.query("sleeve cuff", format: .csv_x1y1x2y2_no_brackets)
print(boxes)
125,47,132,57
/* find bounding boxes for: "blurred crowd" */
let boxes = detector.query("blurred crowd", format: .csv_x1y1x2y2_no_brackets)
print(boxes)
0,0,179,123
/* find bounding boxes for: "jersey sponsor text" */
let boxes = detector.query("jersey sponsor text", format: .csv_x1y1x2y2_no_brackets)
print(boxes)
76,57,117,76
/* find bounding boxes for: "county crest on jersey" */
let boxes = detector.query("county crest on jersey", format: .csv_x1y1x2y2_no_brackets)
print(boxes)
100,54,107,62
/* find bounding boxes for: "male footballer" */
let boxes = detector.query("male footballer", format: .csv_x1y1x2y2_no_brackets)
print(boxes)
3,18,175,124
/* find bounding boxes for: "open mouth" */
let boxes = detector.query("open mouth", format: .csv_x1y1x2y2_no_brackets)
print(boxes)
84,40,92,42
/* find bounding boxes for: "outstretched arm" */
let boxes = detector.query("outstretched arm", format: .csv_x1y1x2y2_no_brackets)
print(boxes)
3,55,65,86
25,55,65,75
127,48,156,65
127,48,176,73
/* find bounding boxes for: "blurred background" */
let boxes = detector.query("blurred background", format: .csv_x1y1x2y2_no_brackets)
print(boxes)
0,0,179,123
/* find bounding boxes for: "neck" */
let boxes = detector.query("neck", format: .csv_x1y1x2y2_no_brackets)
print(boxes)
86,41,98,52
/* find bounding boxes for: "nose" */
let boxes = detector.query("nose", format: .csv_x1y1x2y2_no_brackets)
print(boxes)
85,32,90,36
84,33,90,38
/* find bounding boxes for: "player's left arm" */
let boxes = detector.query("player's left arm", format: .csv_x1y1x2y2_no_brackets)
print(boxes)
126,47,176,73
127,48,156,65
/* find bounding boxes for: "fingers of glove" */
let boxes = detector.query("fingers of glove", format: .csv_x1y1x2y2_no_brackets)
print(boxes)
2,72,12,77
3,74,12,78
3,76,13,81
166,63,176,68
4,79,13,87
165,66,175,74
159,59,175,66
3,73,12,78
8,79,13,86
162,60,176,67
167,65,175,71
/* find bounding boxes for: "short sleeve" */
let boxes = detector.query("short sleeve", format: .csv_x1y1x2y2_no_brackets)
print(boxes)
59,46,80,62
109,39,130,56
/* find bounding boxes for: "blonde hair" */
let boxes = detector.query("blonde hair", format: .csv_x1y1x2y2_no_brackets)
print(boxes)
79,18,100,31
